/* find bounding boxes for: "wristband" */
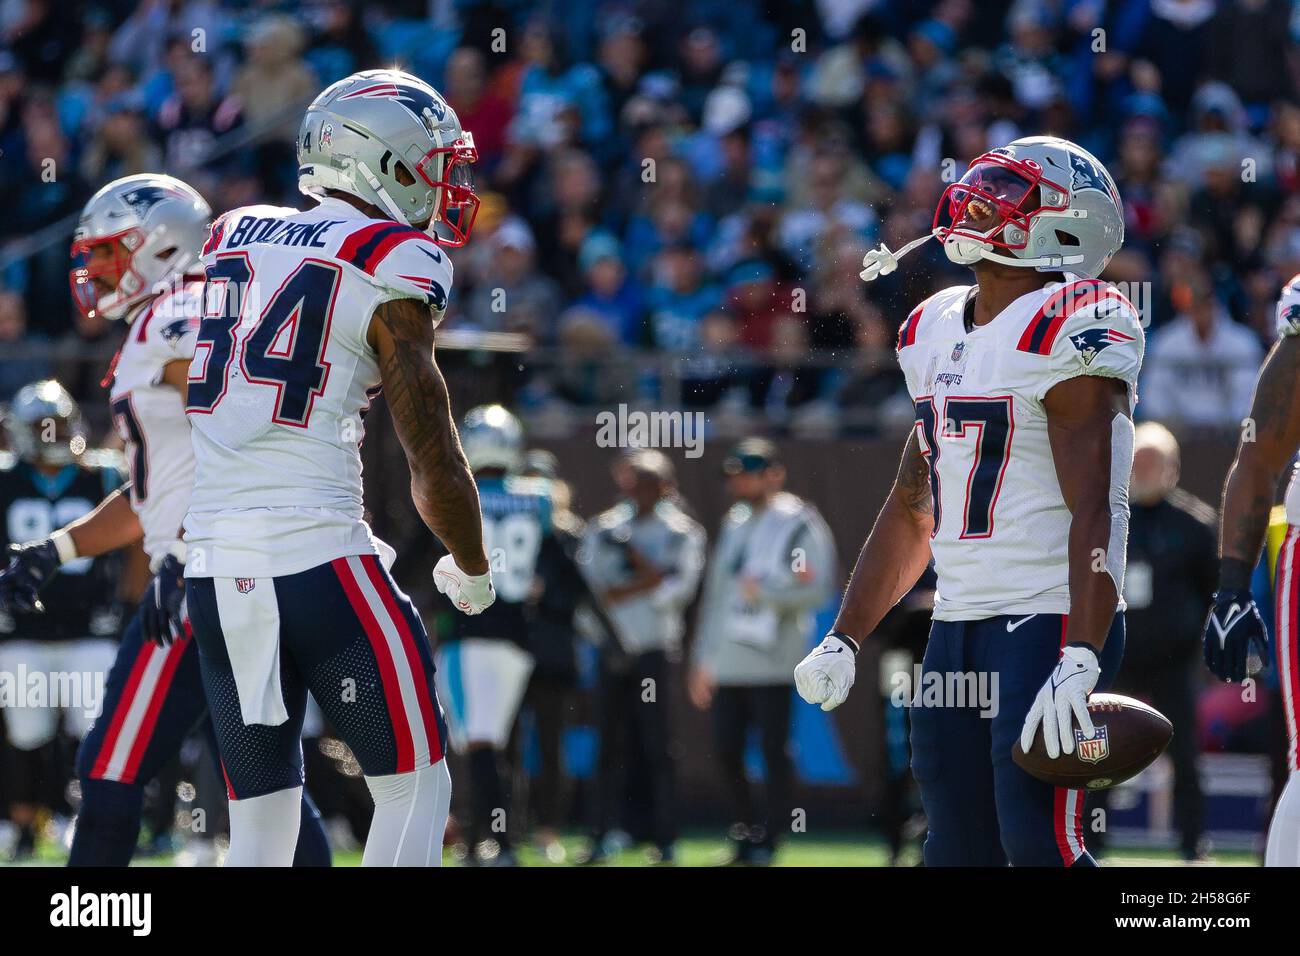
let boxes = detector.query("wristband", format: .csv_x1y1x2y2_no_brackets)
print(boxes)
1218,557,1254,592
49,529,78,565
828,629,860,655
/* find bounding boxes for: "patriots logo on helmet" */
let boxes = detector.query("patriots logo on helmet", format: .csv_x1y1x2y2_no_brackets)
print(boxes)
1070,326,1135,365
1068,153,1119,206
120,186,174,218
338,80,448,126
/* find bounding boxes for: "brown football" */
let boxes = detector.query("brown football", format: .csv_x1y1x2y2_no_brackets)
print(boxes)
1012,693,1173,791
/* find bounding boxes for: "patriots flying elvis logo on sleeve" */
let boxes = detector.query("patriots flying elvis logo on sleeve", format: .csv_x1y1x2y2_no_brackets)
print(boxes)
1283,302,1300,335
159,317,193,344
1070,326,1134,365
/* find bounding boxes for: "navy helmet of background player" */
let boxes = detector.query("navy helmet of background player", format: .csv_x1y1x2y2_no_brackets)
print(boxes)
460,403,525,473
70,173,211,322
0,381,92,612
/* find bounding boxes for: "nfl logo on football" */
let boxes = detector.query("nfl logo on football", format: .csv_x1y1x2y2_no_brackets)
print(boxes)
1075,724,1109,764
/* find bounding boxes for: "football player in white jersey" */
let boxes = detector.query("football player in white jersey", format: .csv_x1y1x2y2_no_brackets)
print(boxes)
183,69,493,866
1203,275,1300,865
0,174,330,865
794,137,1144,865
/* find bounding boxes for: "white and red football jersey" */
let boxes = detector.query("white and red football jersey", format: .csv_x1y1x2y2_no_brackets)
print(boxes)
1275,275,1300,528
183,196,454,577
108,279,202,564
895,276,1145,620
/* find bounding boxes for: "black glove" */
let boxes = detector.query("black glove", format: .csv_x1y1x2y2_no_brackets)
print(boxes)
142,554,186,647
1203,588,1269,683
0,540,60,614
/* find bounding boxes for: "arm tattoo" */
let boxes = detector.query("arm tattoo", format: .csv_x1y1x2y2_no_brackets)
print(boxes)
374,298,486,569
897,429,934,518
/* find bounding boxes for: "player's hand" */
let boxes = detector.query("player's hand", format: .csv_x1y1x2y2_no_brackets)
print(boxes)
1203,589,1268,683
794,633,858,711
1021,644,1100,759
142,554,187,647
0,540,60,614
434,554,495,615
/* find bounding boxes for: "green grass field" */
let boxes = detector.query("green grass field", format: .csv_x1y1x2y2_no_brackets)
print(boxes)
9,831,1262,867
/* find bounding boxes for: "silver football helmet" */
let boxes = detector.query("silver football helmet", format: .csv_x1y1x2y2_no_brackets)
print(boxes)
460,405,524,474
297,69,480,246
70,174,211,322
934,136,1124,278
3,380,87,467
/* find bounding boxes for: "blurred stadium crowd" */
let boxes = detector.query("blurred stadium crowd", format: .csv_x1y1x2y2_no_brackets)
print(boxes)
0,0,1298,430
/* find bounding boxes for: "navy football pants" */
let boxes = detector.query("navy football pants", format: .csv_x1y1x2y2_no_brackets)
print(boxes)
909,612,1124,867
187,554,448,800
71,594,329,866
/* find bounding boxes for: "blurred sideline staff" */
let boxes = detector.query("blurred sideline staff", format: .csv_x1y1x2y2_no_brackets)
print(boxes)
690,438,836,864
579,449,705,864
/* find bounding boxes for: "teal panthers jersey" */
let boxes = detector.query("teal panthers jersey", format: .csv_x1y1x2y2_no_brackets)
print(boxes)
447,475,553,646
0,456,126,642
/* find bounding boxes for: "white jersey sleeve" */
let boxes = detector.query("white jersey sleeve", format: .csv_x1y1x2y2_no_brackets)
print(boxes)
333,220,455,353
1274,276,1300,526
138,282,201,376
1033,282,1145,402
365,227,455,315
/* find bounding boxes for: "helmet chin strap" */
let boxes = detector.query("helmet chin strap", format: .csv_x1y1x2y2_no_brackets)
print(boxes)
943,234,1087,271
355,160,416,226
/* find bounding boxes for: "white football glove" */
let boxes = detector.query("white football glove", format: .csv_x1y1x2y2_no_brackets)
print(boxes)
433,554,495,616
794,633,858,712
1020,645,1100,759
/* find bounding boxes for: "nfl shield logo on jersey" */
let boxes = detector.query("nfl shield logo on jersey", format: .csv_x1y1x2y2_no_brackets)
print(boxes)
951,341,966,362
235,578,256,594
1075,724,1109,764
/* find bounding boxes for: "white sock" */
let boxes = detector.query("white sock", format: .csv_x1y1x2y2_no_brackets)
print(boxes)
1266,771,1300,866
224,786,302,867
362,760,451,867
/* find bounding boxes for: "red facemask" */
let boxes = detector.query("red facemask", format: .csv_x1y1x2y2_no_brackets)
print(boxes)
933,151,1068,252
416,132,480,247
69,229,144,320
